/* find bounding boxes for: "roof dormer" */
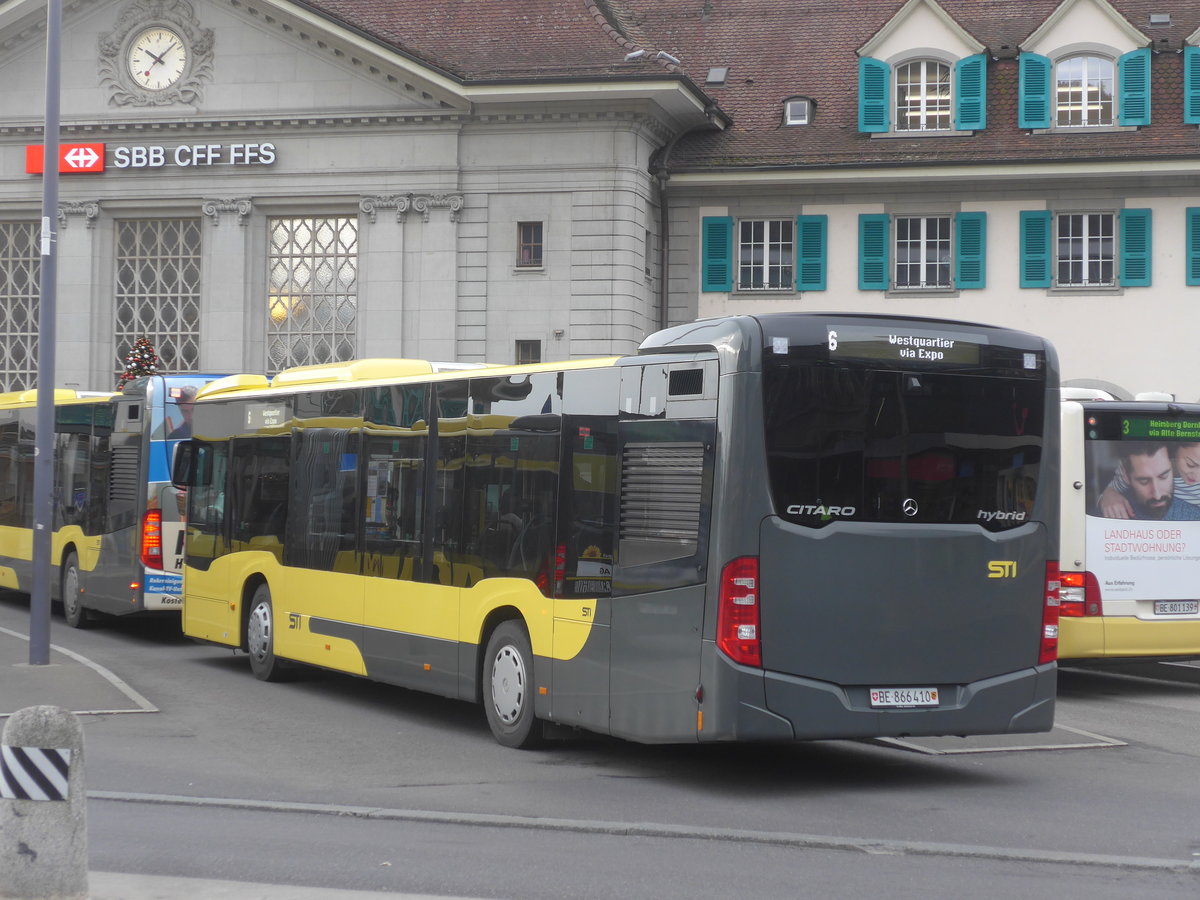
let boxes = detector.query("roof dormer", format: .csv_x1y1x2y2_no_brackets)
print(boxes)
857,0,984,63
1021,0,1147,58
1018,0,1151,130
856,0,986,135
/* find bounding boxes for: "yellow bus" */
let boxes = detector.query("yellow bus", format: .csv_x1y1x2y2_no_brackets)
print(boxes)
173,313,1061,747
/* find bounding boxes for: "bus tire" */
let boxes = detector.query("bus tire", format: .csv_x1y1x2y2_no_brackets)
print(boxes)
61,552,90,629
483,620,543,749
246,584,288,682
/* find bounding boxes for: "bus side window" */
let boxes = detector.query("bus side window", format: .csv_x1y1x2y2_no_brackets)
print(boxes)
363,434,425,580
0,412,18,528
286,428,360,574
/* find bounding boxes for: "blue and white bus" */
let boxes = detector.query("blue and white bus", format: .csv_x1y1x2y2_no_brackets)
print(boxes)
0,373,221,626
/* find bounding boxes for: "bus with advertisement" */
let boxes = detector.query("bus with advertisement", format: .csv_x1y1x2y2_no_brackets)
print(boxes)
171,313,1061,747
0,373,221,626
1058,397,1200,659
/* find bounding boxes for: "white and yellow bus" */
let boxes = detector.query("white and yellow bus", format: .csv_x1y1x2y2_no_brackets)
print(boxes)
1058,395,1200,659
173,313,1062,747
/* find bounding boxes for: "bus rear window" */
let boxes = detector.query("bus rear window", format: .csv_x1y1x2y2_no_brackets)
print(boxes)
763,364,1044,529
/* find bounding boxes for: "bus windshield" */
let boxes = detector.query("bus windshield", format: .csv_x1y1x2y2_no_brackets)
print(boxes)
763,363,1045,529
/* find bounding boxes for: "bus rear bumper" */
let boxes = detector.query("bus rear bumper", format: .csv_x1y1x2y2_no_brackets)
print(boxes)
703,659,1057,742
1060,615,1200,659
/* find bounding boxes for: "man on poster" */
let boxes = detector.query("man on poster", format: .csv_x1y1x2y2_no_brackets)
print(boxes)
1109,442,1200,521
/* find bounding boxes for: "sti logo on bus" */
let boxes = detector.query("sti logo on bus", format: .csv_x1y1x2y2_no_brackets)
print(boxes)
987,561,1017,578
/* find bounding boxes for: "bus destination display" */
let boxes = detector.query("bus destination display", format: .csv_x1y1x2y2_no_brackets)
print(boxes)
824,324,985,365
1121,417,1200,441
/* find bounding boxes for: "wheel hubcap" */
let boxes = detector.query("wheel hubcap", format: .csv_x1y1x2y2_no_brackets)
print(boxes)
64,568,79,616
248,603,271,662
491,645,526,725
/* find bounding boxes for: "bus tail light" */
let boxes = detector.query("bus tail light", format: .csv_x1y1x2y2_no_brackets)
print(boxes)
141,508,163,570
552,544,566,597
1059,571,1102,617
1040,561,1061,664
717,557,761,668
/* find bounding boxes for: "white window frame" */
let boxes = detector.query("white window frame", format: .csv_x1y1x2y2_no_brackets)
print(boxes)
893,215,953,290
895,59,952,132
1055,212,1116,287
1055,54,1115,127
784,98,811,125
737,218,794,291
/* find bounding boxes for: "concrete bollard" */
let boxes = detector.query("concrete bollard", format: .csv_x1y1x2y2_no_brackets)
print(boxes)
0,706,87,900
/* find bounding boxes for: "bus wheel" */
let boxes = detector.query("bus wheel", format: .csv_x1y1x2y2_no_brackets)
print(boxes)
246,584,287,682
484,621,543,749
61,552,90,629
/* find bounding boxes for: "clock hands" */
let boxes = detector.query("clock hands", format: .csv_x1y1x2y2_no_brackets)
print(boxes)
131,31,184,86
143,41,177,68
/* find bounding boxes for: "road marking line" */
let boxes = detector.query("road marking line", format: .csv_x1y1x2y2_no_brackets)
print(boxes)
88,790,1200,874
0,625,158,716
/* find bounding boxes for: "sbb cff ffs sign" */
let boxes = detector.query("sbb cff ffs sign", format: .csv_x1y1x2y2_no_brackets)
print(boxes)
25,142,278,173
25,143,105,173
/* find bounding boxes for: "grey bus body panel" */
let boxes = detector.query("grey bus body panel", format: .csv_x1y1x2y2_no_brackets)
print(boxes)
758,519,1049,685
608,583,706,742
550,617,611,733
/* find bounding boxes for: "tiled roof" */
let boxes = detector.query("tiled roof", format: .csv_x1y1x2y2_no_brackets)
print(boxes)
297,0,666,78
300,0,1200,169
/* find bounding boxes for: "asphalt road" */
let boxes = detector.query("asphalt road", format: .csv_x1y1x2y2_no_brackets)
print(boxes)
3,593,1198,899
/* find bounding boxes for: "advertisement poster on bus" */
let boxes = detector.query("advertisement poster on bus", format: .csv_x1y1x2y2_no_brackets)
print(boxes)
1084,414,1200,601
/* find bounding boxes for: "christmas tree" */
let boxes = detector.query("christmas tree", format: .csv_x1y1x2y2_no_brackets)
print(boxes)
117,337,161,390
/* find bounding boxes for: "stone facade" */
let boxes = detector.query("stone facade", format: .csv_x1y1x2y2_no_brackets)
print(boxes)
0,0,705,390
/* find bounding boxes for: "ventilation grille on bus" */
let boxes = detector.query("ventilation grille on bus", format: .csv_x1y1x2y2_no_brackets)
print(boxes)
620,442,704,543
668,368,704,397
107,446,140,504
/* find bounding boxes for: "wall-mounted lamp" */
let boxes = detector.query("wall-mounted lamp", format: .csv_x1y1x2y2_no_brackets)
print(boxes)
553,329,564,338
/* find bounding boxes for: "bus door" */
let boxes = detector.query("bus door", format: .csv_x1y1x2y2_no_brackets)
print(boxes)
609,360,717,742
182,438,233,642
279,426,365,674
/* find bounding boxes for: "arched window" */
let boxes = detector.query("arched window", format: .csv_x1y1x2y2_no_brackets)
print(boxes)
1056,54,1114,126
895,60,951,131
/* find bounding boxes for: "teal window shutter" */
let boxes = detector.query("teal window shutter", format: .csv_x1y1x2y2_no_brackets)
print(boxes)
796,215,827,291
954,54,987,131
1184,47,1200,124
701,216,733,292
1119,208,1152,287
858,57,890,133
1187,208,1200,285
954,212,987,289
1018,53,1051,129
1119,48,1151,126
1019,210,1052,288
858,214,890,290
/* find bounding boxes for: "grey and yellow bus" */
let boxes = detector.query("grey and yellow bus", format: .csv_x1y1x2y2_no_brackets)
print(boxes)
0,374,219,626
172,313,1060,747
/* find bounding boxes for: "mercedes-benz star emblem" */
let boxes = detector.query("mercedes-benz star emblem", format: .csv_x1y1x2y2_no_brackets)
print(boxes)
902,498,919,517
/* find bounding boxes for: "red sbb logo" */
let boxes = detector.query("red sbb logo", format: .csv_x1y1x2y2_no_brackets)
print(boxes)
26,143,106,174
